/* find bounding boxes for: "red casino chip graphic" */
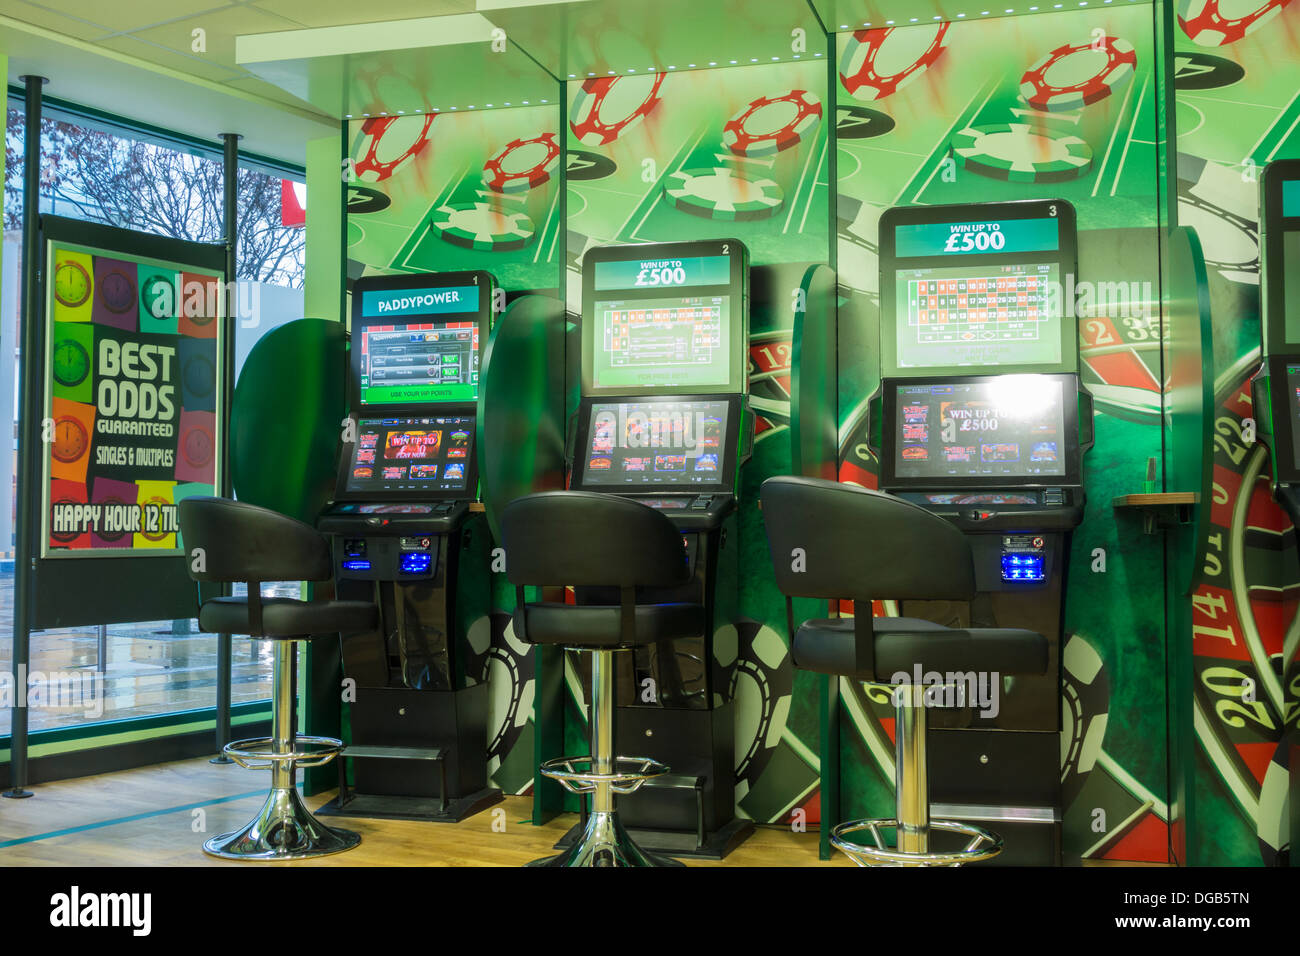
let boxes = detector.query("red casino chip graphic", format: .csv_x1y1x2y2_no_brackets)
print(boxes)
1019,37,1137,112
722,91,822,158
569,73,666,146
748,331,792,435
838,23,950,102
350,113,435,183
1177,0,1295,47
1189,371,1295,863
481,133,561,194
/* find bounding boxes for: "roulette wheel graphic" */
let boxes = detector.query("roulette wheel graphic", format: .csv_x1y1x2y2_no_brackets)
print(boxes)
55,260,91,308
52,339,91,388
99,266,136,313
51,417,89,464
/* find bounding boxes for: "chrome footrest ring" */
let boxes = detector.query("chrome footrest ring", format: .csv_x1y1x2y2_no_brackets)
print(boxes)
539,755,669,795
223,736,344,771
830,818,1004,867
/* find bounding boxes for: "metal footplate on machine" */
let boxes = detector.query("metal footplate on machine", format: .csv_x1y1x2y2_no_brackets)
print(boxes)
575,772,710,852
318,744,502,823
830,818,1004,867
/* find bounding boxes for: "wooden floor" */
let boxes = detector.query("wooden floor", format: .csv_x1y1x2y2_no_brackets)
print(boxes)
0,757,850,866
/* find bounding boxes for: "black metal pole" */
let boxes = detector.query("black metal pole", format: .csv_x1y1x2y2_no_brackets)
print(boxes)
211,132,241,764
5,76,47,799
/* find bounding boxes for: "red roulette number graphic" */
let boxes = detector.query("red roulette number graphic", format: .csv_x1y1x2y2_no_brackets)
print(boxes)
748,332,792,435
350,113,436,184
99,267,137,313
51,417,89,464
1079,314,1165,422
481,133,561,194
182,426,215,469
1177,0,1295,47
569,73,665,146
839,23,950,101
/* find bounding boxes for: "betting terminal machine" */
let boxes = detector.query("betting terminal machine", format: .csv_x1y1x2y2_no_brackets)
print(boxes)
873,199,1090,865
1253,158,1300,856
562,240,753,857
316,270,501,822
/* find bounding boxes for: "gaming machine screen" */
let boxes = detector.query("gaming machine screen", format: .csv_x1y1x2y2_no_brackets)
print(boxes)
591,294,731,391
351,276,488,407
889,377,1070,484
343,416,476,497
578,399,730,488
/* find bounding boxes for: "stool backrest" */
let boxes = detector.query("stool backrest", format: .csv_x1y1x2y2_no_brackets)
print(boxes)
760,476,976,603
500,492,689,588
178,496,332,585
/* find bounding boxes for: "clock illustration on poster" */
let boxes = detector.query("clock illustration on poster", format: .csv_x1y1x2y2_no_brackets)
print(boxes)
54,260,91,308
99,267,136,313
182,423,214,469
96,496,129,542
140,496,171,541
183,354,215,398
52,339,91,388
51,417,89,463
49,498,83,543
140,273,173,318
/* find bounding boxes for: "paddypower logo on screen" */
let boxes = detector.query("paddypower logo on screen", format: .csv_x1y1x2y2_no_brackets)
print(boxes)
364,286,479,318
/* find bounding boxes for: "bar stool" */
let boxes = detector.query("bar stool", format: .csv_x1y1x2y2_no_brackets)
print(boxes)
180,497,377,860
501,492,701,867
760,477,1049,866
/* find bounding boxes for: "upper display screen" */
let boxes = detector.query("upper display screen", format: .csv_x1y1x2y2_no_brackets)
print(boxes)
582,241,747,396
592,294,730,391
357,321,480,406
1284,179,1300,218
879,201,1077,378
894,262,1061,370
351,272,491,408
577,399,731,489
885,376,1075,487
341,415,476,498
892,217,1061,258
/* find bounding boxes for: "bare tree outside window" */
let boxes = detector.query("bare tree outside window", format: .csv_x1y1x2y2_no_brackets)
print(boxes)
5,107,303,288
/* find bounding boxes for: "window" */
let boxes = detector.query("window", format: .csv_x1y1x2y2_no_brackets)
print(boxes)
2,97,305,737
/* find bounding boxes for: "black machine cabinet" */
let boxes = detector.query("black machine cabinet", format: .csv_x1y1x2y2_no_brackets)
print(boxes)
315,502,500,821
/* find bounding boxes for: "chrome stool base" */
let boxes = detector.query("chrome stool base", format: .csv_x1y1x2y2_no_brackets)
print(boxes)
204,786,361,861
830,817,1003,867
529,810,684,867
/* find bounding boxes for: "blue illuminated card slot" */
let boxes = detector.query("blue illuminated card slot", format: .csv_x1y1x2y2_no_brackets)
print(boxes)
1000,553,1044,582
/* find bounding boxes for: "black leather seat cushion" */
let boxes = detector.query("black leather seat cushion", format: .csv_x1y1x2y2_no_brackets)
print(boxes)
518,601,704,648
794,616,1048,680
199,596,378,638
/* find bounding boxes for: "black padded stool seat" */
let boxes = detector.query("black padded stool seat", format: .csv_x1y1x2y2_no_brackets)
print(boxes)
199,595,377,638
760,475,1052,867
793,617,1047,681
179,495,371,861
501,491,698,867
518,601,705,647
